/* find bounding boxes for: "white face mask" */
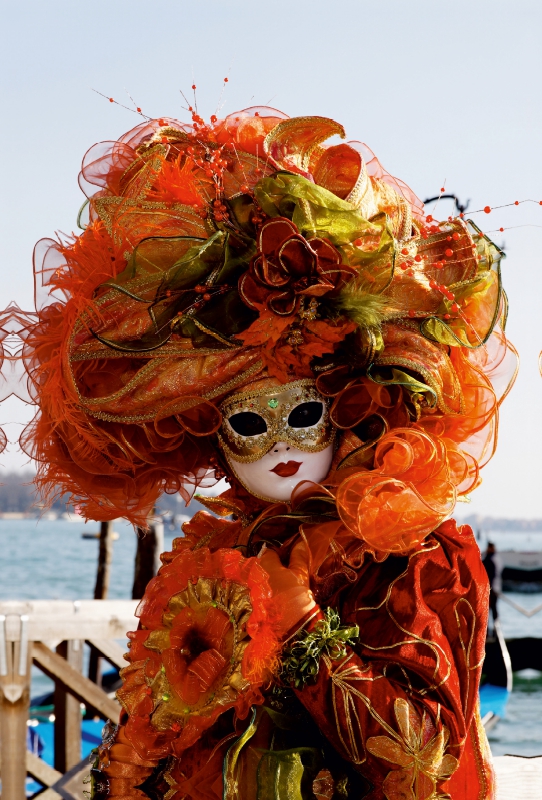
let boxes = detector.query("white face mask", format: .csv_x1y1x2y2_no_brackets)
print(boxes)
225,440,334,503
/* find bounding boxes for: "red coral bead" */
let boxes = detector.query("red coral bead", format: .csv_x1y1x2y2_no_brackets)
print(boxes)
445,248,453,257
484,206,491,214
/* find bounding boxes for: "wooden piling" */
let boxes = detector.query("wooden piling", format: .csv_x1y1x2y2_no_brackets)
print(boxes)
89,520,115,685
132,515,164,599
94,520,114,600
53,640,83,772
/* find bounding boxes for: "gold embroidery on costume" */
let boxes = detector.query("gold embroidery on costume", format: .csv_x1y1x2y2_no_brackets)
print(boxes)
326,653,389,764
471,704,494,800
453,598,477,712
354,542,453,695
366,698,458,800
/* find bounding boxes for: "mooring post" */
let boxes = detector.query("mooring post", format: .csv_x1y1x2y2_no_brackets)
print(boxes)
0,614,32,800
54,638,83,772
89,521,115,685
94,520,114,599
132,513,164,599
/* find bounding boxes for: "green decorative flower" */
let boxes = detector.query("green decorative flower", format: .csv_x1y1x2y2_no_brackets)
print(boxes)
281,607,359,689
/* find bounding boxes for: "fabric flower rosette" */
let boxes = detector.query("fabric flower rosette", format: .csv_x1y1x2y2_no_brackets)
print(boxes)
117,546,281,759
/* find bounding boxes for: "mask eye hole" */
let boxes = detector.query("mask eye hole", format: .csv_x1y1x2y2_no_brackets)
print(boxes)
288,401,323,429
228,411,268,437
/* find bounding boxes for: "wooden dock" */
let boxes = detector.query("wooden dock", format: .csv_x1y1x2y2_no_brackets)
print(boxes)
0,599,137,800
0,599,540,799
494,755,542,799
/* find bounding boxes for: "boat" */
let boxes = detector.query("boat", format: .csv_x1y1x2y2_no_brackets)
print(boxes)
481,620,513,731
499,550,542,593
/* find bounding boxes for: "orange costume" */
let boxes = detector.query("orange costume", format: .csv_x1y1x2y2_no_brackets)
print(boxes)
24,106,517,799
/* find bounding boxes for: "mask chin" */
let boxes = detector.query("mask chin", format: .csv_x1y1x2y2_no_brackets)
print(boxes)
224,443,334,503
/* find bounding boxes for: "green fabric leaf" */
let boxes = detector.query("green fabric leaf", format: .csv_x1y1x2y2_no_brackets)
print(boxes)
255,172,379,246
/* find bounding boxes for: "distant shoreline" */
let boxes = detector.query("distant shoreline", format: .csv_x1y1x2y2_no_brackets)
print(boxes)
458,515,542,532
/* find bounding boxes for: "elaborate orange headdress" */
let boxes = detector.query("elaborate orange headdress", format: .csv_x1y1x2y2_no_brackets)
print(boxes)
23,107,516,548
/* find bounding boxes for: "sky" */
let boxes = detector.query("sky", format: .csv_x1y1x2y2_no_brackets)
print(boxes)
1,0,542,518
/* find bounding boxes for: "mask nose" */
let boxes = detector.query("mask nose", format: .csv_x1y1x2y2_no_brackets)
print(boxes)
271,441,291,455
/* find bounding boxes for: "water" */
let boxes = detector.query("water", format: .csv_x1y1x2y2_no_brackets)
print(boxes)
488,671,542,757
2,519,541,756
1,517,182,703
0,517,175,601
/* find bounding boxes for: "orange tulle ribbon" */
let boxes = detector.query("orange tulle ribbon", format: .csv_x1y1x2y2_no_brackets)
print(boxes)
336,428,459,553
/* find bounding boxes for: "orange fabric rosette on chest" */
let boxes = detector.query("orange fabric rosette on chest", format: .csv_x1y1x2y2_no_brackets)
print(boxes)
118,546,281,758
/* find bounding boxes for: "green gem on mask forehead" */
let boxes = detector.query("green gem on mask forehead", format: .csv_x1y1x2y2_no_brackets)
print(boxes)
268,398,279,409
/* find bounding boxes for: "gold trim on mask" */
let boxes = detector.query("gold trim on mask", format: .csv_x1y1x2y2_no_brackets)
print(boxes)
217,379,335,463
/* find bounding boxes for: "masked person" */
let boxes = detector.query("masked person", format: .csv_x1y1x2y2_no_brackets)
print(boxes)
23,107,517,800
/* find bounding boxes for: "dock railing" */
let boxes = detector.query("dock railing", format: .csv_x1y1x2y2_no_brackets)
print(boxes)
0,599,138,800
1,599,540,800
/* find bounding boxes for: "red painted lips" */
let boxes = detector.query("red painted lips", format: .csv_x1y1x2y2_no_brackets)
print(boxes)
270,461,302,477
